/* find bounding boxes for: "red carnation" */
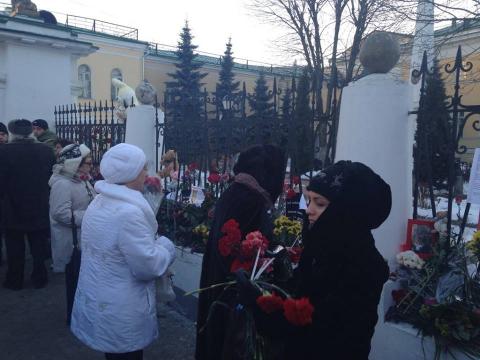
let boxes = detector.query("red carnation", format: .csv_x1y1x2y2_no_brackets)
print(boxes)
230,258,253,273
292,176,300,185
283,297,314,326
222,219,240,234
208,172,221,184
246,231,263,242
188,162,198,171
219,234,240,257
286,188,297,200
257,293,284,314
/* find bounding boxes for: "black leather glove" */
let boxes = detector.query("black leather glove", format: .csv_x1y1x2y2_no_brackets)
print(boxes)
234,269,262,306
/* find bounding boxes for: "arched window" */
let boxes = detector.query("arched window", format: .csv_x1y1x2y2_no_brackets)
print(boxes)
78,64,91,99
111,68,123,101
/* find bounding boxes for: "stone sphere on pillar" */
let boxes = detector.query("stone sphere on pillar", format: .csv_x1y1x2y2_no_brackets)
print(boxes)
135,80,157,106
359,32,401,74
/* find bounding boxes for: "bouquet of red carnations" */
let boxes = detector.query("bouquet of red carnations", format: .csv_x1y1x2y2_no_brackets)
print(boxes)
143,175,163,215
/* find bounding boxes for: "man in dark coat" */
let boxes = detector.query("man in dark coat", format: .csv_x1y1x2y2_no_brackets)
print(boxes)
32,118,57,150
195,145,286,360
0,119,55,290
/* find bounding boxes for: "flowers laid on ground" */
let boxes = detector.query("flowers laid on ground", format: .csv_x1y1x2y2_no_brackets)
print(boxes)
156,193,216,253
467,230,480,259
273,216,302,242
387,219,480,359
273,215,303,264
192,224,209,244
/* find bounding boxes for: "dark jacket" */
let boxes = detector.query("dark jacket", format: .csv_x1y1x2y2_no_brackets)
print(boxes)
37,129,57,149
0,138,55,231
195,144,286,360
255,162,391,360
196,183,273,360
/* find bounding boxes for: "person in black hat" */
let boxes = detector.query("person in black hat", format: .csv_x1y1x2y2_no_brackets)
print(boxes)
0,119,55,290
195,144,286,360
0,122,8,144
237,160,391,360
32,118,57,149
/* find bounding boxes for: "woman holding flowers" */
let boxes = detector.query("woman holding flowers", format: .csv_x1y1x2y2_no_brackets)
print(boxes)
195,145,286,360
244,161,391,359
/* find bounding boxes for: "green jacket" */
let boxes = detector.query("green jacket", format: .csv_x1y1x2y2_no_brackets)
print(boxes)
37,130,57,149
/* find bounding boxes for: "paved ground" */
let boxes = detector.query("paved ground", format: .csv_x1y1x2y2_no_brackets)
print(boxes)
0,258,196,360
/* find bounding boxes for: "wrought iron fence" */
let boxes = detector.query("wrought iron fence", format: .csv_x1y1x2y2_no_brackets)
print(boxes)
411,46,480,242
54,101,128,167
55,77,339,197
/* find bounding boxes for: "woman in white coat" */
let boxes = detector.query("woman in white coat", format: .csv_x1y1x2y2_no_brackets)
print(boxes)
49,143,95,324
71,143,175,360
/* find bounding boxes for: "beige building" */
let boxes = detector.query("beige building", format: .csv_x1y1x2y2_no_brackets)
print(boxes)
65,15,293,110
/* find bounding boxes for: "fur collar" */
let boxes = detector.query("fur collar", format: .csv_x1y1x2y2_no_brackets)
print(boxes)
94,181,157,232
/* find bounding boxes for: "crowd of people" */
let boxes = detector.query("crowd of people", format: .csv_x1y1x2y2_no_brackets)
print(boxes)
0,121,392,359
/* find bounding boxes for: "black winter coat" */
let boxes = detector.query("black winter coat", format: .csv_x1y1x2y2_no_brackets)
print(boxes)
195,182,273,360
255,162,391,360
0,139,55,231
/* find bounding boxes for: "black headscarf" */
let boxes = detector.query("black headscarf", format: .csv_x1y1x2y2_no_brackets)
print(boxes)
233,144,286,203
307,160,391,231
291,161,392,359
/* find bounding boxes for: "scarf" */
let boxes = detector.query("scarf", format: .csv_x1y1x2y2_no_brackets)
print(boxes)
234,172,273,208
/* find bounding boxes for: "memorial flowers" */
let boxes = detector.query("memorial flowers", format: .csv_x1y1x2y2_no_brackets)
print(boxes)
143,175,163,214
387,220,480,359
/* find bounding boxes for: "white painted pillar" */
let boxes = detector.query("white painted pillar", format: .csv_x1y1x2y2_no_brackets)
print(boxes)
335,73,410,267
125,105,157,175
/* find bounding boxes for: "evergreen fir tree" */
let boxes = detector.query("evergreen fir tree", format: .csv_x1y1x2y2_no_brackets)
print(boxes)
281,87,292,122
279,86,293,151
248,73,274,119
291,69,313,175
415,59,451,189
216,39,240,105
167,21,208,122
247,73,274,144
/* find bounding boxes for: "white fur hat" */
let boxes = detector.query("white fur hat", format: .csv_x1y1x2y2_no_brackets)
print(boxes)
58,144,91,175
100,143,146,184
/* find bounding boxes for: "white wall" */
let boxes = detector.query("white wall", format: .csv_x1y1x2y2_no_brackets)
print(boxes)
3,42,72,126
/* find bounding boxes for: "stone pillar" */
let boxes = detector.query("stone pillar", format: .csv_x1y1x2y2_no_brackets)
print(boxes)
335,32,410,266
125,105,157,175
335,73,410,266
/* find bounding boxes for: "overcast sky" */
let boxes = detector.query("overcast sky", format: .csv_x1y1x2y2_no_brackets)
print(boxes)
33,0,287,65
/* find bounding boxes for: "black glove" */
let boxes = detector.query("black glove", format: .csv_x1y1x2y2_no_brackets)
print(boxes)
234,269,262,306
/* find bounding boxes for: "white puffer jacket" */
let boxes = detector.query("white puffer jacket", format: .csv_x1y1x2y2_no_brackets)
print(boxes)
70,181,175,353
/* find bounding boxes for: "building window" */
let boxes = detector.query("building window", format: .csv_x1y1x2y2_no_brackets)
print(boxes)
78,64,91,99
111,68,123,101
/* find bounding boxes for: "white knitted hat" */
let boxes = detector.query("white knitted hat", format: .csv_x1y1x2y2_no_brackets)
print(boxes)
100,143,146,184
